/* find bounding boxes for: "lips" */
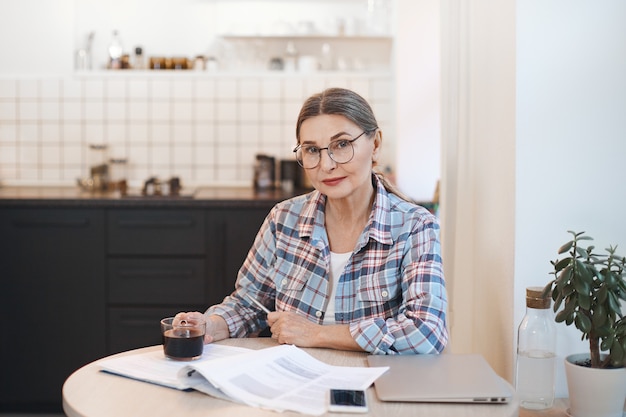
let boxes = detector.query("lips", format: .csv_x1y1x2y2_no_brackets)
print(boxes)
322,177,346,186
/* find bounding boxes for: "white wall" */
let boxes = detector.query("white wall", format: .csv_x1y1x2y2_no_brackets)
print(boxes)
515,0,626,397
394,0,440,202
0,0,74,75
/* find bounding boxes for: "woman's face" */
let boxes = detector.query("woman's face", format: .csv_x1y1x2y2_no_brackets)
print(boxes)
298,114,381,201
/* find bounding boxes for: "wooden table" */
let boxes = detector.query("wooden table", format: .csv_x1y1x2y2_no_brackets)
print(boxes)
63,338,520,417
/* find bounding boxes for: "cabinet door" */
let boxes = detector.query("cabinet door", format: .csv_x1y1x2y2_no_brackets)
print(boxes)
108,306,204,354
208,207,272,298
108,258,206,305
0,208,105,412
108,209,206,255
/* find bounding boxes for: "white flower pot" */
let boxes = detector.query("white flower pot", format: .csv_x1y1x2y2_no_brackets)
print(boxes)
564,353,626,417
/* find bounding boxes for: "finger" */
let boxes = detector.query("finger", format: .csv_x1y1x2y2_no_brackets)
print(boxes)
267,311,280,325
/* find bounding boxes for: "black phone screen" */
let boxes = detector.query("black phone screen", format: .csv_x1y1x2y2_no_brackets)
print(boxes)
329,389,367,407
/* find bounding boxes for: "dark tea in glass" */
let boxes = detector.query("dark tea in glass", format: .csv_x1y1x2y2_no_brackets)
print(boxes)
160,317,205,360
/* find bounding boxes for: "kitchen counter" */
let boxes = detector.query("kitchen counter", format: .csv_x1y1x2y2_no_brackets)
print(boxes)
0,186,304,208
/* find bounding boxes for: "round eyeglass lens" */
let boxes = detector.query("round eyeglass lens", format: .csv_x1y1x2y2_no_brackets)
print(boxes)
295,140,356,169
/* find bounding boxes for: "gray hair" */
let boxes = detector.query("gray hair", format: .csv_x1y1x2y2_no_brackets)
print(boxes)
296,88,379,142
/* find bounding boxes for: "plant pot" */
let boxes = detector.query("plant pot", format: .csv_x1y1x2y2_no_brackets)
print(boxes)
564,353,626,417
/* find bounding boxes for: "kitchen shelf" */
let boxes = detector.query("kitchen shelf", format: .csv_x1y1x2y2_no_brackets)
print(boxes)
219,34,392,41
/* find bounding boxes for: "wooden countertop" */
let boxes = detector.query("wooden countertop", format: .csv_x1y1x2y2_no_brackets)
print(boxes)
63,338,520,417
0,185,304,208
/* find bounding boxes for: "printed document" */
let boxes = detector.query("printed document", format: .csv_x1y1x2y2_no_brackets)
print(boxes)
99,343,250,393
99,344,388,415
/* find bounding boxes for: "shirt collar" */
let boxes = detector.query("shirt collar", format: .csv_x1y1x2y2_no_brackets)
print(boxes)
297,173,395,247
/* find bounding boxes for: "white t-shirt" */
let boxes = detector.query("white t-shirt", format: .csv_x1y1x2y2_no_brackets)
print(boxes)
323,251,352,325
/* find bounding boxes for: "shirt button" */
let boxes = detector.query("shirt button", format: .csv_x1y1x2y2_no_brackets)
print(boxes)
381,290,389,298
315,311,322,318
281,279,288,287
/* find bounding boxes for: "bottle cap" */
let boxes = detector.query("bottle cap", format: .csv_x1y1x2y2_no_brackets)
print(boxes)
526,286,551,309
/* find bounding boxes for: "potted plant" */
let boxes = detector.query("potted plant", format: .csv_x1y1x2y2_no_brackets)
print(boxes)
543,231,626,417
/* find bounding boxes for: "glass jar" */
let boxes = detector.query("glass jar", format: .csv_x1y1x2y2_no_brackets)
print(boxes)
87,144,109,191
515,286,556,410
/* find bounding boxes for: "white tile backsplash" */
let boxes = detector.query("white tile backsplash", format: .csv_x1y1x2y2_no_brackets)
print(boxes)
18,80,39,99
0,80,17,98
19,123,38,143
40,79,61,99
0,102,16,120
0,123,16,142
0,73,394,186
19,101,39,120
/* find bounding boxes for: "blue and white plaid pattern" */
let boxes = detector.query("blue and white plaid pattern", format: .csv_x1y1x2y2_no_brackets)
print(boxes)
207,174,448,354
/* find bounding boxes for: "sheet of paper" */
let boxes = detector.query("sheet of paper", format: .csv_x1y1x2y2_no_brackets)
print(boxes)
99,343,251,390
178,344,389,416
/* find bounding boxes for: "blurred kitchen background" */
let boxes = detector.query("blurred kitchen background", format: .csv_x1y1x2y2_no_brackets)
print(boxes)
0,0,441,202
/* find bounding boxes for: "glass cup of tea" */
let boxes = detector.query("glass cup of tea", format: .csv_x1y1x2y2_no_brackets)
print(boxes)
160,316,206,361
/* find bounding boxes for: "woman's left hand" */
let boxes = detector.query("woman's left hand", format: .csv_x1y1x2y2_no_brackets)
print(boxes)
267,311,321,347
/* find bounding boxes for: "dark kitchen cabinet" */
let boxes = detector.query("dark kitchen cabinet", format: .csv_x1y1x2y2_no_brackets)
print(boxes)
0,195,278,413
207,208,270,295
0,208,106,413
106,209,209,354
105,207,270,354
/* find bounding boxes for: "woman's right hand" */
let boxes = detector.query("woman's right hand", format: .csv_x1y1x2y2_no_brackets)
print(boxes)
173,311,229,344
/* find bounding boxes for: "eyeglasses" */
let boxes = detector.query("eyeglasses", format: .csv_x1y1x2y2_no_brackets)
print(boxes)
293,131,370,169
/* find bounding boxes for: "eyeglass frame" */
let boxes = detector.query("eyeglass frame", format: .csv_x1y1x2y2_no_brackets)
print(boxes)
292,129,375,169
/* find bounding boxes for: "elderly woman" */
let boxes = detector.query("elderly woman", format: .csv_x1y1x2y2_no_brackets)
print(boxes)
177,87,448,355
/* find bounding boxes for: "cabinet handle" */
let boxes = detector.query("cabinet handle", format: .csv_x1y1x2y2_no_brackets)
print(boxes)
12,218,90,228
118,268,194,279
117,317,160,327
116,219,194,228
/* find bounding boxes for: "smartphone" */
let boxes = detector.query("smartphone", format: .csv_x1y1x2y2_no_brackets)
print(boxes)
328,389,368,413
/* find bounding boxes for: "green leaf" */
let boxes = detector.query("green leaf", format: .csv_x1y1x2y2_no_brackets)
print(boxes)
575,260,594,283
592,304,607,327
554,258,572,272
563,282,576,297
573,275,591,295
578,292,591,310
575,313,592,333
553,290,564,311
601,335,614,351
611,339,625,364
558,241,574,254
555,309,569,323
608,292,621,314
597,285,608,303
575,246,588,257
606,271,619,286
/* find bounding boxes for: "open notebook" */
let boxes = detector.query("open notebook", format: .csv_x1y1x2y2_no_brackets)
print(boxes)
367,353,513,404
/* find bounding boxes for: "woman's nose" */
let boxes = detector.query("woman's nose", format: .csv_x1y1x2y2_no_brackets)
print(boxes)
318,149,336,171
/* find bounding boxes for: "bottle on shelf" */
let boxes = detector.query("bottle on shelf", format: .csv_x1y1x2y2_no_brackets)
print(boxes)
108,30,124,70
133,46,145,70
284,41,298,72
319,42,334,71
515,286,556,410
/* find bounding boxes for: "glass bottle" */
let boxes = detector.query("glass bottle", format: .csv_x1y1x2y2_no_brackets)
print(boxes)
515,286,556,410
133,47,145,70
108,30,123,69
284,41,298,72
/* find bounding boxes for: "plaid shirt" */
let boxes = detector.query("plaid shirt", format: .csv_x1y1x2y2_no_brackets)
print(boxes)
207,174,448,354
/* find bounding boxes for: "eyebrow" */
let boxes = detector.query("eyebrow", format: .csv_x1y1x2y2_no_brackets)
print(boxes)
300,131,354,145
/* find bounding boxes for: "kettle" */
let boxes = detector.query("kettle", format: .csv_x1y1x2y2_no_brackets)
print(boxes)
254,154,275,190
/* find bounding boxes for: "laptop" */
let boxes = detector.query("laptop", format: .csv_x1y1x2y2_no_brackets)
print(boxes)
367,353,513,404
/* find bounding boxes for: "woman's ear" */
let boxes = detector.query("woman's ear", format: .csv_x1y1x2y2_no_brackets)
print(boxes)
372,130,383,163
